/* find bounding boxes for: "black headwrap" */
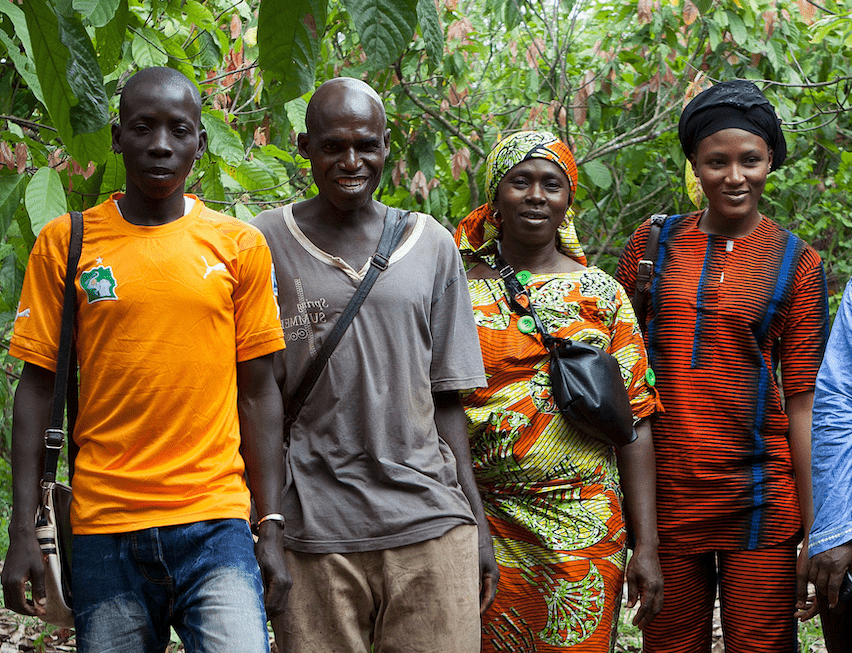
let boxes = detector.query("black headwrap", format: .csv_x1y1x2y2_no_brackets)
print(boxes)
678,80,787,171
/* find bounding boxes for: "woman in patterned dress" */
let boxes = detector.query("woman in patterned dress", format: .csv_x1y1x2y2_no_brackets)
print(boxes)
455,131,663,652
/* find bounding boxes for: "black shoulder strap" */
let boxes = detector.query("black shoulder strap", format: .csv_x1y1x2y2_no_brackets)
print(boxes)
494,254,559,351
43,211,83,485
630,213,667,328
284,207,409,425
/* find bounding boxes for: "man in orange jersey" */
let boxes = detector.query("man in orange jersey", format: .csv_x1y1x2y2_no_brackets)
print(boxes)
1,67,289,653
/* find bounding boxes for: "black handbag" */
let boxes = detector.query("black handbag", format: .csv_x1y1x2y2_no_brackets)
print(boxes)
35,210,83,628
495,255,636,448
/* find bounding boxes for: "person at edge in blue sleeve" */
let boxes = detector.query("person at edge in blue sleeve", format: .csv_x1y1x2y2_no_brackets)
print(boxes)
806,277,852,652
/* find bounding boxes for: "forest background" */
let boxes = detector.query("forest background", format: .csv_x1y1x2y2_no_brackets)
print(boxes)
0,0,849,645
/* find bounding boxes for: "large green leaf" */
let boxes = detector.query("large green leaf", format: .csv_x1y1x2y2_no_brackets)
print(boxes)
72,0,120,28
0,28,45,107
179,0,218,32
258,0,328,104
223,159,277,191
156,32,195,82
98,153,126,204
416,0,443,66
285,96,308,134
25,167,68,236
131,29,169,67
57,12,110,135
344,0,418,70
234,203,255,222
22,0,110,164
583,159,612,190
199,159,226,204
0,1,33,57
201,110,245,167
94,0,129,76
0,175,27,242
21,0,74,131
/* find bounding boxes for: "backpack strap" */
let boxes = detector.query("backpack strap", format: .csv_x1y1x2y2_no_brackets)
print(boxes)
631,213,667,328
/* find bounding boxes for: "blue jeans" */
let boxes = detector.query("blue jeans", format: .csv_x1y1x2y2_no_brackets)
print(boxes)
72,519,270,653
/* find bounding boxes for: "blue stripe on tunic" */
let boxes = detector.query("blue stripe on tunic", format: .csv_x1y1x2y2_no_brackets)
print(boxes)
747,231,798,548
691,237,716,369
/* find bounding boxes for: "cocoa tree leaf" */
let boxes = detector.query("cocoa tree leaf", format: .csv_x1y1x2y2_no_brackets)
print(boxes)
22,0,109,165
344,0,418,70
258,0,327,104
416,0,443,66
25,167,67,236
72,0,120,28
56,12,110,135
202,109,245,167
94,0,128,76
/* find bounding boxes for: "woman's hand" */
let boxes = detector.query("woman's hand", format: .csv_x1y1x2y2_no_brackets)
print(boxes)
625,543,664,628
617,419,664,628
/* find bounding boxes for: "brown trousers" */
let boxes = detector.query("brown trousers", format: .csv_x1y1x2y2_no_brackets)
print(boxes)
272,524,480,653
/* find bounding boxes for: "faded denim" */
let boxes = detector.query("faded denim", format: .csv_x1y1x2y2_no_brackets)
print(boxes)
72,519,269,653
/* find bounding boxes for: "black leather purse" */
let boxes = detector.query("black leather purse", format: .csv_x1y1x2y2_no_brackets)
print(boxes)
495,255,636,448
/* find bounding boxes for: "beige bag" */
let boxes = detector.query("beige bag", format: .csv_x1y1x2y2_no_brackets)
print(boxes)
35,482,74,628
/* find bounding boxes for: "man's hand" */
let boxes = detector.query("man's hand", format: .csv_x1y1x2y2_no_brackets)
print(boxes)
795,535,818,621
2,530,47,618
3,363,56,619
254,523,292,619
809,542,852,609
625,544,664,629
477,527,499,614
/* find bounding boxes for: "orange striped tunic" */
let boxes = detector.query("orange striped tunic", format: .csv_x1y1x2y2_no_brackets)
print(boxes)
616,211,828,553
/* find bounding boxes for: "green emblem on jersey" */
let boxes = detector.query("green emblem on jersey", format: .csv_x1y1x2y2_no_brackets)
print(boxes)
81,265,118,303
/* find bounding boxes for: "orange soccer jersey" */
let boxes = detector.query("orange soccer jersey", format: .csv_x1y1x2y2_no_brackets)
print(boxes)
616,211,828,552
10,195,284,534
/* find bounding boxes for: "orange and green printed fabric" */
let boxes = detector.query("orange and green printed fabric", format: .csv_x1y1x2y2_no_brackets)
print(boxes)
463,268,660,651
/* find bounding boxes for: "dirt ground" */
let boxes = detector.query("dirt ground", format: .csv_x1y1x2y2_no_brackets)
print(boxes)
0,559,827,652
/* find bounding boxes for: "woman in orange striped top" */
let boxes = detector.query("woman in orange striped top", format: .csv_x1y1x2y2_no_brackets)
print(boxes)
616,81,829,652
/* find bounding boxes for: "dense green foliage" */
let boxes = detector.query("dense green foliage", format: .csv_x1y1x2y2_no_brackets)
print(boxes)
1,0,851,493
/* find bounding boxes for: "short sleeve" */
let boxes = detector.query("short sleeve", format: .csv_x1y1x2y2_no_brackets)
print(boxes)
8,214,72,371
429,235,487,392
614,219,652,297
607,281,663,422
809,277,852,555
778,246,828,396
233,228,285,362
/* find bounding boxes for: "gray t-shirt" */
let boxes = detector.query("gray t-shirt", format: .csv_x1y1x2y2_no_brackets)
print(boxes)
252,205,486,553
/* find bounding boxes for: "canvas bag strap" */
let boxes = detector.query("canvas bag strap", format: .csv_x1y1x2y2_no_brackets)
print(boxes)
42,211,83,486
630,213,667,327
284,207,409,424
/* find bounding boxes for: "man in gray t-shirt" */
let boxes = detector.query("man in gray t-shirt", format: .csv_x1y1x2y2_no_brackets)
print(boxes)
252,78,498,653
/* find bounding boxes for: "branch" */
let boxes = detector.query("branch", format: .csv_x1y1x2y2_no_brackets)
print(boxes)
202,62,260,85
393,62,487,160
578,111,675,164
805,0,837,15
0,115,58,133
